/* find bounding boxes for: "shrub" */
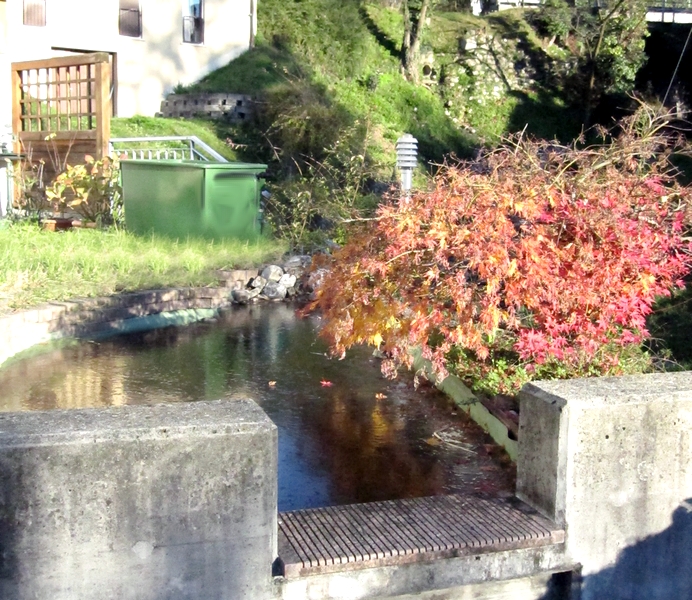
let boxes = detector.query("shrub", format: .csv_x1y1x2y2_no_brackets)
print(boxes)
532,0,572,45
264,122,382,250
307,107,692,394
46,155,123,226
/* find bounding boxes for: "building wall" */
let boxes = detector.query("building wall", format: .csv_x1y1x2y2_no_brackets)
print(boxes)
0,1,11,148
0,0,255,138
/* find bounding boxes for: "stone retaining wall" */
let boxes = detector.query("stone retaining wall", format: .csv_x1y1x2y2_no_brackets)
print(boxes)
0,259,314,368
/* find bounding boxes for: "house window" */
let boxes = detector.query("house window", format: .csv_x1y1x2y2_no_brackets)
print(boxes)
23,0,46,26
182,0,203,44
119,0,142,38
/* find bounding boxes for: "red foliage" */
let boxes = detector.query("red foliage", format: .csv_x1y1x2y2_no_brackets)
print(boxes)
308,113,692,393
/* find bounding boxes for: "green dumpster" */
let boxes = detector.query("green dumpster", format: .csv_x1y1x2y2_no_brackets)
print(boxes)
120,160,267,240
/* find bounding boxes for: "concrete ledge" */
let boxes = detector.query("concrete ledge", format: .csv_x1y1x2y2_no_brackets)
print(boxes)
274,544,572,600
0,399,278,600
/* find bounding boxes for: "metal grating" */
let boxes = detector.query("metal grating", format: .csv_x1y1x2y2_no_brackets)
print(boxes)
278,494,564,578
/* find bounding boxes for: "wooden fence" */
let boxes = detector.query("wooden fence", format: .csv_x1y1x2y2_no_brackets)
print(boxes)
11,53,112,174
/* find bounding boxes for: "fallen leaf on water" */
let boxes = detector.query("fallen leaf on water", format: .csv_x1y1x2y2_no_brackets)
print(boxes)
375,393,387,400
320,380,334,387
425,437,441,446
268,381,277,387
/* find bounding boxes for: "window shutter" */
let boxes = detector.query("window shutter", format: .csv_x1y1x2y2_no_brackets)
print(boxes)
23,0,46,27
119,0,142,37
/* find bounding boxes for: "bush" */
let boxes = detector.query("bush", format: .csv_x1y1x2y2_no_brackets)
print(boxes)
532,0,572,44
46,155,123,226
264,122,383,250
307,106,692,394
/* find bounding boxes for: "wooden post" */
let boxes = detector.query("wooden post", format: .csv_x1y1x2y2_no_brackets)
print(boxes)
11,68,22,154
95,58,112,159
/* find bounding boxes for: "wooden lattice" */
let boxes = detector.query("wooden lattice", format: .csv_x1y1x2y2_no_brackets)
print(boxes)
11,53,111,162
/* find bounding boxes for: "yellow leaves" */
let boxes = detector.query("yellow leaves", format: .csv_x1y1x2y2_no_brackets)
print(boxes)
385,315,400,330
370,332,384,349
639,273,655,293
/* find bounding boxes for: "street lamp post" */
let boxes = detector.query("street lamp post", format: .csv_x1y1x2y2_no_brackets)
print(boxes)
396,134,418,196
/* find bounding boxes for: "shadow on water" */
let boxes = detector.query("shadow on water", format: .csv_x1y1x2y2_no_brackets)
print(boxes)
538,498,692,600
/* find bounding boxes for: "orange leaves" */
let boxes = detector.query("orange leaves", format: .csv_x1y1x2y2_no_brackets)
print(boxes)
309,125,692,394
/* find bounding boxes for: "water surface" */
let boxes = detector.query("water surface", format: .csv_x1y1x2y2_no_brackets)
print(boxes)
0,304,515,510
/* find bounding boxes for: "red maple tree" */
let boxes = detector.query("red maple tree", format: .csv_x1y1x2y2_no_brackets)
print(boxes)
307,109,692,394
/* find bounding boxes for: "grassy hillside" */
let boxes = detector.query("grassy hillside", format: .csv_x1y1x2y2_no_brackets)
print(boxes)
111,116,237,161
180,1,581,164
184,0,479,168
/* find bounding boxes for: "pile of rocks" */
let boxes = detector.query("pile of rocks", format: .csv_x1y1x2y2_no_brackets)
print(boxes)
220,255,315,304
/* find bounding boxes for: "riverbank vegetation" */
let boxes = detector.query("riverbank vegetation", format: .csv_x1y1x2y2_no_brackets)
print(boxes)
7,0,692,389
0,224,285,314
306,107,692,394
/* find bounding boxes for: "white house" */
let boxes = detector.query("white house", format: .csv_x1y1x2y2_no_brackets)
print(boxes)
0,0,258,144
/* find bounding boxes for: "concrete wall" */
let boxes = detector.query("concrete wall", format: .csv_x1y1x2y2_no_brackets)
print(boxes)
516,373,692,600
0,399,278,600
274,546,573,600
0,0,255,135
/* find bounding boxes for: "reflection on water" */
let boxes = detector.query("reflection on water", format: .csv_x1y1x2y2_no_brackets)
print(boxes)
0,304,515,510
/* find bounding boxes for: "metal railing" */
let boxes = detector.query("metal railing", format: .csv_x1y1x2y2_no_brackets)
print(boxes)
108,136,228,162
497,0,692,9
650,0,692,8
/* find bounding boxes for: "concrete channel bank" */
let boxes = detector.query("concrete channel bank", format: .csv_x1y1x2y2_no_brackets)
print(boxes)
1,372,690,599
0,275,691,599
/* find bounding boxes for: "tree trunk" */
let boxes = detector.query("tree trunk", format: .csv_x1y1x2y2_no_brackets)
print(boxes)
583,0,628,127
401,0,413,77
400,0,432,84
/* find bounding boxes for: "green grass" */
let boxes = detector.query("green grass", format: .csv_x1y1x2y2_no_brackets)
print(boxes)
0,223,287,313
184,45,305,95
111,115,238,161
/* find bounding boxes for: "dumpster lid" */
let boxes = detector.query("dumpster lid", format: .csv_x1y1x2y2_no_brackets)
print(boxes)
121,160,267,172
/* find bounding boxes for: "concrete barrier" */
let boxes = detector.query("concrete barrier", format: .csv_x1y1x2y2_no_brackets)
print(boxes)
517,372,692,600
0,399,277,600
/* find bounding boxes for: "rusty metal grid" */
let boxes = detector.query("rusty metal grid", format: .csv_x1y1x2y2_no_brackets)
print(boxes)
278,494,565,578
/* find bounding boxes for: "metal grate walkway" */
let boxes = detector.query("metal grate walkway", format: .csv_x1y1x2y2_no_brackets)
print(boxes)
277,494,564,578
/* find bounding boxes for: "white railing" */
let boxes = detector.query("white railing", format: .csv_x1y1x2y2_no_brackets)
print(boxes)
108,136,228,162
496,0,692,12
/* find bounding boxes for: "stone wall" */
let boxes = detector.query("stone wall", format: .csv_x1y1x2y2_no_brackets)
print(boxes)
0,286,235,368
160,92,254,121
0,258,313,368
